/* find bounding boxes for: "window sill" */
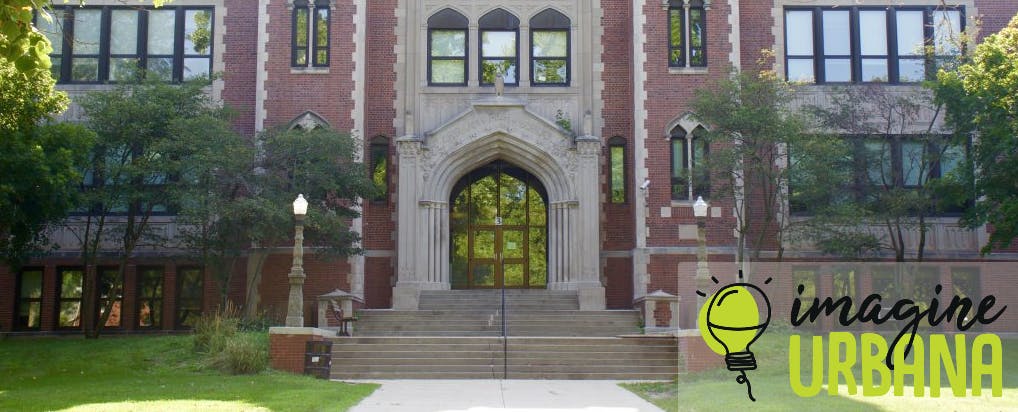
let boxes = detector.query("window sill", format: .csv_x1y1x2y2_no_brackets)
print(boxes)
671,200,695,207
291,67,330,74
668,66,708,75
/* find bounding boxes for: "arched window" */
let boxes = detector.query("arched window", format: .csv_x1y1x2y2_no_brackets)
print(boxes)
668,0,706,68
479,9,520,86
670,125,709,200
530,9,570,86
427,8,468,85
289,111,329,131
369,136,389,202
608,137,626,203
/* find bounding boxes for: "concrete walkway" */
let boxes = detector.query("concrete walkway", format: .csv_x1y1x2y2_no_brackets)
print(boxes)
344,380,667,412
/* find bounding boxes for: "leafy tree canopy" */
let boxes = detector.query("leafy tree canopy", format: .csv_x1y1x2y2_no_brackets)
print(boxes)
936,14,1018,253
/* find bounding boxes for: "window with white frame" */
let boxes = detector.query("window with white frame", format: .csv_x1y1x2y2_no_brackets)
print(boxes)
784,6,963,83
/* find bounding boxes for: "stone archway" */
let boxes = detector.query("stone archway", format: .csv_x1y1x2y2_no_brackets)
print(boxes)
392,99,604,310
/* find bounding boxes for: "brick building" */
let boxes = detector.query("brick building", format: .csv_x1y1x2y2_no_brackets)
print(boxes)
2,0,1018,336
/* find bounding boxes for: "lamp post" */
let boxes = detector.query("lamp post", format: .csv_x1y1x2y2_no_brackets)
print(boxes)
693,196,710,306
285,194,309,327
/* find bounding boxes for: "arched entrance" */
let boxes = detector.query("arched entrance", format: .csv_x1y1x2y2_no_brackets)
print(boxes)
450,160,547,289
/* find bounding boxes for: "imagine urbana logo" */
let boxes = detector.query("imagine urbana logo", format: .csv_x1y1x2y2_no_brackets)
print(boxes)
697,270,1006,402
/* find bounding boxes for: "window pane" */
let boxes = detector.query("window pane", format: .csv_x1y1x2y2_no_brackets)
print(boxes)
38,10,64,53
669,8,683,48
20,271,43,299
864,141,892,185
60,270,83,298
533,59,567,84
933,10,962,55
859,11,888,55
786,58,814,82
671,138,685,178
940,144,964,177
896,11,925,57
184,57,210,79
431,59,465,83
822,10,850,55
73,9,101,54
185,9,213,55
785,11,814,56
111,10,139,55
314,8,328,47
59,302,82,327
861,58,888,82
370,144,388,199
18,302,41,329
689,8,704,49
71,58,98,81
481,60,516,83
902,141,925,186
294,47,308,66
431,30,465,57
147,57,174,81
898,58,925,82
294,8,309,47
109,58,139,81
533,31,567,57
824,58,851,82
148,9,176,55
611,145,625,203
482,31,516,57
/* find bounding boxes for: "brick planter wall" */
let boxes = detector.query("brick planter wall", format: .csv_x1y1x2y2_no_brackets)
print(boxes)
268,327,336,374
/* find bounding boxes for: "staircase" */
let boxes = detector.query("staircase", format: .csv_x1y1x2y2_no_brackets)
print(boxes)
329,290,679,380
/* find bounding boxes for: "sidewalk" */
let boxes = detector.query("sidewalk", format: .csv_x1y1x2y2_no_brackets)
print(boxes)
344,380,667,412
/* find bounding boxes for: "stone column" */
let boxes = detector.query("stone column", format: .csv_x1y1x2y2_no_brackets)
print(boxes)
575,135,605,310
393,136,422,309
418,200,449,289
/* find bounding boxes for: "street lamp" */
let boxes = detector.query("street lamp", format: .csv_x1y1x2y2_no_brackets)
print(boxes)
693,196,710,288
285,194,308,327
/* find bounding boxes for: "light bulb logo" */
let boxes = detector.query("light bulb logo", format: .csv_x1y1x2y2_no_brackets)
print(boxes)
697,271,772,402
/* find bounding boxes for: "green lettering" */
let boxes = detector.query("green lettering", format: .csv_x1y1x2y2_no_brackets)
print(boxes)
893,334,925,396
972,334,1003,397
789,335,824,397
861,333,890,396
828,332,858,396
929,334,966,397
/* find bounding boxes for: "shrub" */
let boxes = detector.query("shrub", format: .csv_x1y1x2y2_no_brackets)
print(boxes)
206,333,269,375
193,307,239,353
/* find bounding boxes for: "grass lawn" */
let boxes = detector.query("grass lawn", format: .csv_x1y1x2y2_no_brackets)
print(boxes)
0,333,377,412
622,332,1018,411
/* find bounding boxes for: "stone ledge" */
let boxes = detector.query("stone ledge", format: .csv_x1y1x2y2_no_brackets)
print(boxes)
268,327,337,338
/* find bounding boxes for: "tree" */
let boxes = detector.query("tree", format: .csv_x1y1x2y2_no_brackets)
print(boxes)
0,55,93,267
935,14,1018,253
689,70,854,264
238,126,377,317
809,84,970,262
68,75,226,337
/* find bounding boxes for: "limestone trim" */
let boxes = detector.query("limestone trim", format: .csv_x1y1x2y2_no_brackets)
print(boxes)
255,0,270,132
633,0,651,300
348,0,368,301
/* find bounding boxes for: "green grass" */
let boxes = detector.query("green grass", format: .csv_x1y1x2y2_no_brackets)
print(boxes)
0,333,378,412
622,332,1018,411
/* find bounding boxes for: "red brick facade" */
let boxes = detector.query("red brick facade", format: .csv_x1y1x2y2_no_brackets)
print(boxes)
3,1,1018,339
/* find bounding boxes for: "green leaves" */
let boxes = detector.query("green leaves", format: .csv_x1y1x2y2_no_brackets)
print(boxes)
934,15,1018,253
